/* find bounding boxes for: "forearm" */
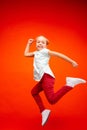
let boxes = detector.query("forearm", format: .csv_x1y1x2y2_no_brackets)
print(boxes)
58,53,75,64
24,43,34,57
58,53,78,67
24,38,35,57
24,43,30,55
49,50,77,66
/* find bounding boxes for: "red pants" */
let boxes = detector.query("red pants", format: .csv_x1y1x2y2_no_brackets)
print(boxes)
31,73,73,113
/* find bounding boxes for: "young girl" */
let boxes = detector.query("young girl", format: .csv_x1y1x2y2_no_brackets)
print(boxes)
24,36,86,126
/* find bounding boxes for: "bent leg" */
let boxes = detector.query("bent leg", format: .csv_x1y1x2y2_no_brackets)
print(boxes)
42,73,73,104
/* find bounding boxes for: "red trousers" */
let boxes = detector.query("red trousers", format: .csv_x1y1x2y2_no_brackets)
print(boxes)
31,73,73,113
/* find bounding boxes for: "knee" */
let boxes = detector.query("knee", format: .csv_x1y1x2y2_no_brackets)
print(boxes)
47,97,55,105
31,89,36,97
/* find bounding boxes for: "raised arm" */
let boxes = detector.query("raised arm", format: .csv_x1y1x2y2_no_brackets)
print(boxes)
24,39,35,57
49,50,78,67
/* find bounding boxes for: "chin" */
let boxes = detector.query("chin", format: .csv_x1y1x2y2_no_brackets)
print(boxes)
37,47,43,51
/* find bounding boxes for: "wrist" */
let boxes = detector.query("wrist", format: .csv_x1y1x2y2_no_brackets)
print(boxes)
70,60,75,64
27,42,31,46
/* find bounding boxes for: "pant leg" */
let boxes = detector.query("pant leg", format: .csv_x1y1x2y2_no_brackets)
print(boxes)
31,80,46,113
42,73,73,104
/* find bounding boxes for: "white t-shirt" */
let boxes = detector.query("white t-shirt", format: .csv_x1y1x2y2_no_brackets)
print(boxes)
33,48,55,81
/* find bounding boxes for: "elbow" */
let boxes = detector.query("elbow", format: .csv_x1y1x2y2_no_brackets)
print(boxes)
24,52,27,56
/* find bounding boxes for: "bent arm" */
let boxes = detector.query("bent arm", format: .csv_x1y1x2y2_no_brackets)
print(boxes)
49,50,78,67
24,39,35,57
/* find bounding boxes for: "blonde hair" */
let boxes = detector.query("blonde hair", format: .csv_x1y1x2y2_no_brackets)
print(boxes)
36,36,49,45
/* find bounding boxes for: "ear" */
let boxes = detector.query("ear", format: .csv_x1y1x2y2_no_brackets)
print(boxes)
46,40,49,45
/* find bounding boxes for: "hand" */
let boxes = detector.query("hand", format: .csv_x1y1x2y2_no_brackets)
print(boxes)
27,39,34,45
72,61,78,67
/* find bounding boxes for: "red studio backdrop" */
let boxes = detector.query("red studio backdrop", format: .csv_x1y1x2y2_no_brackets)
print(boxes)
0,0,87,130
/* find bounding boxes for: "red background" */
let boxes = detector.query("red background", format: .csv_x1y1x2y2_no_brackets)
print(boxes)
0,0,87,130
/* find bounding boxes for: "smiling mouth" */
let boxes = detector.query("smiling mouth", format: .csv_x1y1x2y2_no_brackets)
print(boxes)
37,46,43,48
37,46,43,50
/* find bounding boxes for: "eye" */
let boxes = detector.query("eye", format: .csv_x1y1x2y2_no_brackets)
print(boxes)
37,41,40,43
42,41,45,44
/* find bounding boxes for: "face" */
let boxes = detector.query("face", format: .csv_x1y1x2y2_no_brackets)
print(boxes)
36,36,47,51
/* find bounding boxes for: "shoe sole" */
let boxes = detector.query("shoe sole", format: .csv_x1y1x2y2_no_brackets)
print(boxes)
42,110,51,126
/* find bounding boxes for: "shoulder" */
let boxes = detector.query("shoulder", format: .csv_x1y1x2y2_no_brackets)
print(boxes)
33,51,37,54
48,50,59,56
42,48,50,55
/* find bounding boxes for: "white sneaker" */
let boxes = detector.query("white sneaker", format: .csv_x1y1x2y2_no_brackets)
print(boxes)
66,77,86,88
41,109,51,126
